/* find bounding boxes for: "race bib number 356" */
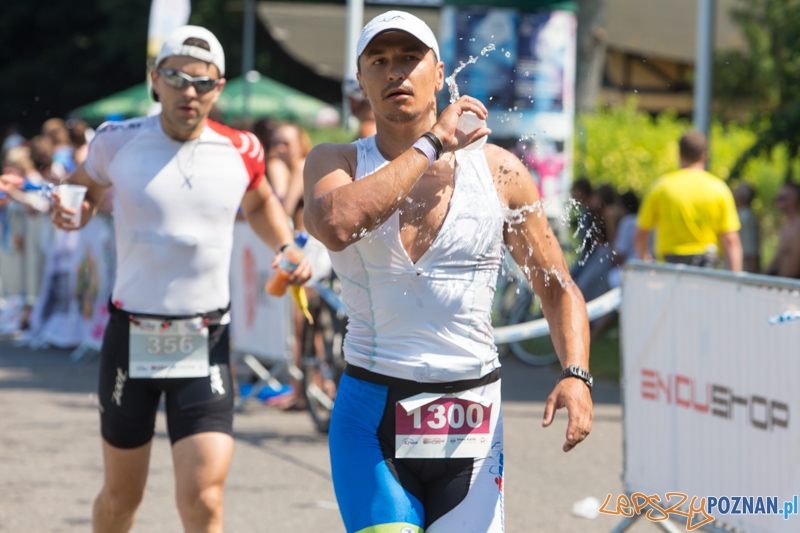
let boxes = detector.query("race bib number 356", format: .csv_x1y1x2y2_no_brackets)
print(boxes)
395,391,493,459
129,318,209,379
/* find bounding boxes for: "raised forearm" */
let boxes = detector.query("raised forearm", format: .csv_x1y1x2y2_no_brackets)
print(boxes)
307,145,430,250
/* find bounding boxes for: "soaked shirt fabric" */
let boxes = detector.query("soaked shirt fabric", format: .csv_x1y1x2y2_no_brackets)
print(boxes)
328,136,506,382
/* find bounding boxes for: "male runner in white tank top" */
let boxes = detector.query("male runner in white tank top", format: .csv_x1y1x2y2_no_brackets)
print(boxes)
51,26,310,533
304,11,593,533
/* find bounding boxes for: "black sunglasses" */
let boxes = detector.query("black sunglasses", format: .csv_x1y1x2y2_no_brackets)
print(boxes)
157,68,220,94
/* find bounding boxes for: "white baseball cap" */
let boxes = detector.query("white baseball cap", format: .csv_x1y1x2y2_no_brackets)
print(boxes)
155,25,225,77
356,11,440,66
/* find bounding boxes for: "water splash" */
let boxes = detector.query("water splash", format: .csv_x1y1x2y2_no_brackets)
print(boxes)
445,43,496,104
498,195,615,289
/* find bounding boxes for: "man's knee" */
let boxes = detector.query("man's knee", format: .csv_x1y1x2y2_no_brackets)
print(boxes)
177,485,224,522
97,485,145,519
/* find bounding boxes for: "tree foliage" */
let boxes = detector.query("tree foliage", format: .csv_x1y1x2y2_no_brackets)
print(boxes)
714,0,800,182
0,0,339,136
0,0,150,136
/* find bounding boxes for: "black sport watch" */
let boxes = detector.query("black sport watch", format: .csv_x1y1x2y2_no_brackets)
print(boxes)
557,365,593,391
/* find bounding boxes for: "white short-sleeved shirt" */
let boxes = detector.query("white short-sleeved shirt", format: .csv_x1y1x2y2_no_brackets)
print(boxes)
84,115,264,315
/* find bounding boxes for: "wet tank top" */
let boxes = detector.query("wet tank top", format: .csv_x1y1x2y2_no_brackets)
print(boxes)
328,136,506,382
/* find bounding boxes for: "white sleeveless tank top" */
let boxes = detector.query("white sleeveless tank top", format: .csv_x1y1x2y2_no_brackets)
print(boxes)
329,136,506,382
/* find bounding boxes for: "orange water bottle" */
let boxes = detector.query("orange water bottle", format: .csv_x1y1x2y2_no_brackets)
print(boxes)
265,232,309,297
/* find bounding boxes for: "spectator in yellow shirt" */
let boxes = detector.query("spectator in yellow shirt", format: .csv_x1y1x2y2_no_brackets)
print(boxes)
634,130,743,271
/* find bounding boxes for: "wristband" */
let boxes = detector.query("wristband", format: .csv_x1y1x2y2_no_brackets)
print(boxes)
412,138,437,168
420,131,443,160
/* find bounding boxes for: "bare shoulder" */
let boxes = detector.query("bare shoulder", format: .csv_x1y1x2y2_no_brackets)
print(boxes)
306,143,358,180
481,143,538,208
787,218,800,245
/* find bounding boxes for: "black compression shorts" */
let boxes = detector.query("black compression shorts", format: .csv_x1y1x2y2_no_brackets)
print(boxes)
97,310,234,449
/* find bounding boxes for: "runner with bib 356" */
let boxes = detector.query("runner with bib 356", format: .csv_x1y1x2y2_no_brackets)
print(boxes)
51,25,310,533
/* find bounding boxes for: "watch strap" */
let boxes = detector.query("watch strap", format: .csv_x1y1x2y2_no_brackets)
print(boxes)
557,365,593,390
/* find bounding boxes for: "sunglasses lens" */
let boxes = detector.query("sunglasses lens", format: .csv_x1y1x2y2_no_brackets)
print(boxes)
158,70,217,93
193,79,217,93
163,72,189,89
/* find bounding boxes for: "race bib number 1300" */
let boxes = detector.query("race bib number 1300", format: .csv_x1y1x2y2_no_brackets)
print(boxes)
129,318,209,378
395,391,493,459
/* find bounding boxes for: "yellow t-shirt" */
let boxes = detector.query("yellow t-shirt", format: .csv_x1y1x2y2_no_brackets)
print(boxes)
637,168,741,259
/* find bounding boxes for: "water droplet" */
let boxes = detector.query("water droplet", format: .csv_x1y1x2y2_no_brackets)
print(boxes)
504,52,511,58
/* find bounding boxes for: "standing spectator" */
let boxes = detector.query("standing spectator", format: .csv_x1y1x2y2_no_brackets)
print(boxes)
734,183,760,273
1,147,50,317
3,146,38,185
590,184,624,247
2,124,25,155
344,74,377,140
67,119,92,167
252,118,277,159
573,184,620,303
592,191,640,339
764,182,800,279
29,135,67,183
268,123,311,218
634,130,742,271
569,177,594,274
268,121,333,412
611,191,641,274
41,118,76,174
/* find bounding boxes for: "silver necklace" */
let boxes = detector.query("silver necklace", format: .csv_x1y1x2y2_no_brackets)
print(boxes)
177,139,200,189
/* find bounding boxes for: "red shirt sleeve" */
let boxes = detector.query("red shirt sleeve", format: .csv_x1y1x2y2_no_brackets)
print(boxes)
207,120,265,191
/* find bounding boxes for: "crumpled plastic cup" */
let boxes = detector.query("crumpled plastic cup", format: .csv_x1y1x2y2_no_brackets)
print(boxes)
457,110,488,151
572,496,601,519
54,184,87,227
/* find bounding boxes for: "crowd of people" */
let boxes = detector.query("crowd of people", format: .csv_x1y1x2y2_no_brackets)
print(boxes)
0,118,98,328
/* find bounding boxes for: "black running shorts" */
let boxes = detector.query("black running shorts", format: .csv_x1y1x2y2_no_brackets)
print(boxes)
97,310,234,449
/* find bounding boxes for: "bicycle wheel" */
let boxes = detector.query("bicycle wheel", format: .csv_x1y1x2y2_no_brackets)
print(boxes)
507,287,559,366
303,354,337,433
491,273,520,358
303,285,346,434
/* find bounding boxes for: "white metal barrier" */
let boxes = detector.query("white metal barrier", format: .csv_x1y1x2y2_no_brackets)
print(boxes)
229,221,294,409
617,261,800,533
493,287,622,344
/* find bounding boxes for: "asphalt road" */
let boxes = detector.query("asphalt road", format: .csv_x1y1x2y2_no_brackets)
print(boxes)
0,340,662,532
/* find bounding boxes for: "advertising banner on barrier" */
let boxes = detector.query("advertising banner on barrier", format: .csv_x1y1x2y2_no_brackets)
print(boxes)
620,264,800,532
229,221,291,361
25,216,115,349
